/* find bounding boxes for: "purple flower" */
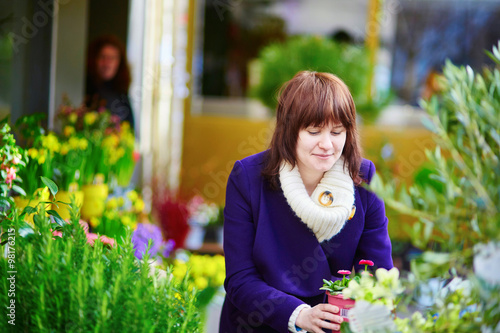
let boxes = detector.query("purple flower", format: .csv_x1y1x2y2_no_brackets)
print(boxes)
132,223,174,261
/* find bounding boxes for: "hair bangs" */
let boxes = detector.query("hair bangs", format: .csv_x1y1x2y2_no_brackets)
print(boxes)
297,76,354,130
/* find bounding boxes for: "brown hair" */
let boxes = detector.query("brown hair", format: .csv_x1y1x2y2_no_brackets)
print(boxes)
262,71,363,189
86,35,131,93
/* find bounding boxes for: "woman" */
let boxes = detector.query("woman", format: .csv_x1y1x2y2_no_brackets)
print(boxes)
86,35,135,130
220,71,393,333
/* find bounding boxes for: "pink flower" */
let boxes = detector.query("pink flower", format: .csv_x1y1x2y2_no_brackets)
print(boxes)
338,270,351,275
5,167,17,186
359,259,374,272
79,220,89,234
359,259,374,266
86,233,116,247
52,230,63,238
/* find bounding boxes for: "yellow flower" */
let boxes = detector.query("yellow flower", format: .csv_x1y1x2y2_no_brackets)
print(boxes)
104,210,118,220
214,272,225,287
121,121,131,131
60,143,70,156
83,112,98,125
63,126,75,137
28,148,38,159
173,260,187,280
78,138,88,150
134,199,145,213
121,215,134,227
127,190,139,202
102,134,119,148
194,276,208,290
106,197,118,210
42,133,61,153
116,147,125,159
68,113,78,124
68,137,80,150
89,217,100,228
38,154,46,164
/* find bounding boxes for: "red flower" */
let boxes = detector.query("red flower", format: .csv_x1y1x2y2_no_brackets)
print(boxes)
359,259,374,266
153,188,190,250
133,151,141,162
337,270,351,275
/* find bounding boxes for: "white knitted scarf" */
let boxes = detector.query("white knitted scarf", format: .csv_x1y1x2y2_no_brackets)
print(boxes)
279,157,355,242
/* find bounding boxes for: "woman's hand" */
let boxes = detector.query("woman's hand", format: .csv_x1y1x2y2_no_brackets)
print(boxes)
295,303,343,332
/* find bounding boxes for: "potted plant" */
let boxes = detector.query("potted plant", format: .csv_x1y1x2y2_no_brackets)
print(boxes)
320,259,376,328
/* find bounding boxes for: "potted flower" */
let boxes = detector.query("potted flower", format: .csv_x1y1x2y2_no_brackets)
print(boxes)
320,259,377,331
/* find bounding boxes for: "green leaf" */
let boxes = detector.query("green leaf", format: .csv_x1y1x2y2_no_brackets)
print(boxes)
47,210,66,226
0,197,10,208
421,116,437,133
41,176,58,197
12,184,26,197
21,205,36,215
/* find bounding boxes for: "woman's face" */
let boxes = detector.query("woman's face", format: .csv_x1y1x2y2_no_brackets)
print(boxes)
295,123,347,177
96,45,121,81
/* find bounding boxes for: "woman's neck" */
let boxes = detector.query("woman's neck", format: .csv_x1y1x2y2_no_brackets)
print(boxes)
299,169,324,196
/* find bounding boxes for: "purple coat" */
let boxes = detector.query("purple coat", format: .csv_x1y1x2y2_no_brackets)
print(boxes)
220,151,393,333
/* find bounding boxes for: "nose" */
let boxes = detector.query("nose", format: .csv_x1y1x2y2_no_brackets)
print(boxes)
318,133,333,150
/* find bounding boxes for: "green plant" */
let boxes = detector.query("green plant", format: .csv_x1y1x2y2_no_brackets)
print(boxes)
0,180,201,332
0,120,26,203
250,35,392,122
370,42,500,330
321,270,359,295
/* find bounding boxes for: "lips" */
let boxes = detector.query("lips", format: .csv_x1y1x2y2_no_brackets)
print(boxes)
313,154,333,159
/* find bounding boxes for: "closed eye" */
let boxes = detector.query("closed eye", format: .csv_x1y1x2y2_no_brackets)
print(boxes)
308,131,319,135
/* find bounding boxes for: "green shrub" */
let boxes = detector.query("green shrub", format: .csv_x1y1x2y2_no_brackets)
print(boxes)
1,193,200,332
250,35,391,122
371,42,500,330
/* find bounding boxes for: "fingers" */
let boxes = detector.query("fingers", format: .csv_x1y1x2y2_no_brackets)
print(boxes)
318,303,340,314
296,304,344,332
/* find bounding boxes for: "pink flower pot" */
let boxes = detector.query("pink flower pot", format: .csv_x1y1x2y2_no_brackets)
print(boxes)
326,292,355,332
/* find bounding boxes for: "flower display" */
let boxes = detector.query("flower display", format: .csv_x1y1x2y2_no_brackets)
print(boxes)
57,102,137,187
90,190,146,241
52,133,88,191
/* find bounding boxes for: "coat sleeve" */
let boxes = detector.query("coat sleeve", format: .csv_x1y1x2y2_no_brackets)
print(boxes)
354,161,393,271
223,160,304,332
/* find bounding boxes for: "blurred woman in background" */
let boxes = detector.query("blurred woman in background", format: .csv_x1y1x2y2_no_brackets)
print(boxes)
86,35,134,130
